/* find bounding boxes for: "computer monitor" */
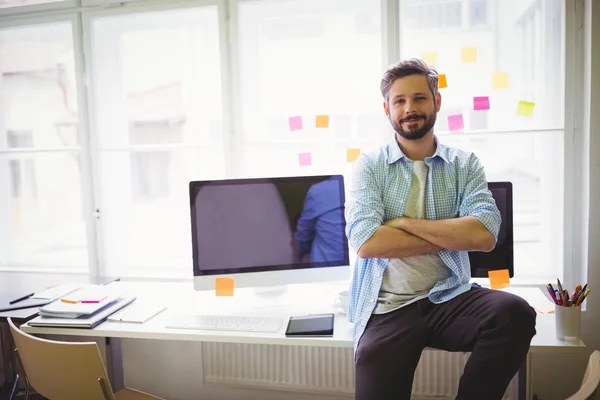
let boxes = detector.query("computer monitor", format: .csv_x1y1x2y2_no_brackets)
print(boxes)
189,175,350,291
469,181,514,278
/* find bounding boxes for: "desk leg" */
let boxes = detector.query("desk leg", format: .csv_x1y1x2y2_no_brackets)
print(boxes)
0,322,15,386
105,338,124,392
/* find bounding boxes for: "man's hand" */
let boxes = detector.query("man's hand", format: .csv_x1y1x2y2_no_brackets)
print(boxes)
383,216,495,252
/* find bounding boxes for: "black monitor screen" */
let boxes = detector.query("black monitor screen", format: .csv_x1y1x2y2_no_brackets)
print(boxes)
469,182,514,278
189,175,349,276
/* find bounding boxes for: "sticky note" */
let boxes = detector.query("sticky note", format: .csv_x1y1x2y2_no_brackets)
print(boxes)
288,116,303,131
315,115,329,128
422,51,438,66
215,277,234,296
447,114,464,131
347,148,361,162
488,269,510,290
438,74,447,89
516,101,535,117
298,152,312,166
492,72,509,89
473,96,490,111
461,47,477,63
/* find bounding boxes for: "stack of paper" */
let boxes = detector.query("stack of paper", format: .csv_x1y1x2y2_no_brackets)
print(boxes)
29,285,136,328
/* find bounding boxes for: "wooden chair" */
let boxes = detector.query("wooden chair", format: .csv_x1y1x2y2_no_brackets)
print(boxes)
8,318,165,400
566,350,600,400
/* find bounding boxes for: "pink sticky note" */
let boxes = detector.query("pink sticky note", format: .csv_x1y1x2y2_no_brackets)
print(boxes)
288,116,303,131
448,114,464,131
298,153,312,166
473,96,490,111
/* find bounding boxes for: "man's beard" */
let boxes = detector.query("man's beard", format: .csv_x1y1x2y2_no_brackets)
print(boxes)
390,113,437,141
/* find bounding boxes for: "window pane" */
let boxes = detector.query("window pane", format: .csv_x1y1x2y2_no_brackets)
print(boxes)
1,23,79,148
237,0,385,178
0,0,64,9
0,152,88,270
0,22,87,271
90,6,224,277
400,0,564,279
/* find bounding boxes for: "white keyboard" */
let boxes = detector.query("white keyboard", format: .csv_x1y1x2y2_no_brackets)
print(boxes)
166,314,284,333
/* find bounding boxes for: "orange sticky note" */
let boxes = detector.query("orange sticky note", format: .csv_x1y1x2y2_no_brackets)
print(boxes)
461,47,477,63
488,269,510,290
347,148,361,162
438,74,447,89
215,277,234,296
315,115,329,128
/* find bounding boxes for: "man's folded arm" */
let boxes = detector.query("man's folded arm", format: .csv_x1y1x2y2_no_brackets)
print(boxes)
384,154,500,252
346,155,440,259
385,216,494,252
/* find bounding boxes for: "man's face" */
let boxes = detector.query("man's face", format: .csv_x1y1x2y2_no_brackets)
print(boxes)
383,74,441,141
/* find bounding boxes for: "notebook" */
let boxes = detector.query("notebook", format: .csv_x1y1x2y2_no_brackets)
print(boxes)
285,313,335,337
39,285,123,317
28,295,137,329
107,300,167,323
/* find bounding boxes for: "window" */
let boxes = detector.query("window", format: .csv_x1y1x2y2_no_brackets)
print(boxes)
0,22,88,271
400,0,564,279
0,0,570,282
89,6,224,277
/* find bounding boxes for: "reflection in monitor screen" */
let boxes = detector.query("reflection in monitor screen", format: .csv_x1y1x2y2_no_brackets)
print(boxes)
189,175,350,289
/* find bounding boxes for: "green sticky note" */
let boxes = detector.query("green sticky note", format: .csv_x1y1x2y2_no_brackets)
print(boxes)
516,101,535,117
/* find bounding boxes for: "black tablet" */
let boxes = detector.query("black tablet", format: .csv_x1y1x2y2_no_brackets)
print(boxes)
285,313,334,337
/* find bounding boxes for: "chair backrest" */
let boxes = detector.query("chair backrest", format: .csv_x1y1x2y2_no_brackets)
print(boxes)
567,350,600,400
8,318,115,400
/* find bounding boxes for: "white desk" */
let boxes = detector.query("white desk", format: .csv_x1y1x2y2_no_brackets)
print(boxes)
20,282,585,400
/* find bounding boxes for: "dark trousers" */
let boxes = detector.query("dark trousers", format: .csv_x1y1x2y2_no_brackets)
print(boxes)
355,286,537,400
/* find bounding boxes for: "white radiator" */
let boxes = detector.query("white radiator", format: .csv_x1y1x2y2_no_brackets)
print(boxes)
202,343,517,399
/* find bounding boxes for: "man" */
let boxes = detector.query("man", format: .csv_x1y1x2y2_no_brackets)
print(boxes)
345,58,537,400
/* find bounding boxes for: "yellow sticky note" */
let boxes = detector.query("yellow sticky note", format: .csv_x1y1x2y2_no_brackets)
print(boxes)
316,115,329,128
488,269,510,290
492,72,509,89
438,74,447,89
461,47,477,63
215,277,234,296
347,148,361,162
421,51,438,66
516,101,535,117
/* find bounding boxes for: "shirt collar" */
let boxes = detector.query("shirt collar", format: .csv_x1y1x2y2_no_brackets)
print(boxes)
387,134,450,165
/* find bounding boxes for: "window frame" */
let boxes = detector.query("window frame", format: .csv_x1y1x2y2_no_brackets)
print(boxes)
0,0,76,17
0,11,96,274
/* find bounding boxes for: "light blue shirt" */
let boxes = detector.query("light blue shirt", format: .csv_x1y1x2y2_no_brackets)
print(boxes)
345,136,501,354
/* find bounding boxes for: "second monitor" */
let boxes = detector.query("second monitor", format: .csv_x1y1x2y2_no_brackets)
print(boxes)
190,175,350,291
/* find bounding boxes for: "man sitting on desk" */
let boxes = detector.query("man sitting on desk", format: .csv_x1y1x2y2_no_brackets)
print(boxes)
345,58,537,400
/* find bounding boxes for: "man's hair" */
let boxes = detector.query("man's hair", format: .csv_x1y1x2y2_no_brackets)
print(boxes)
380,58,439,103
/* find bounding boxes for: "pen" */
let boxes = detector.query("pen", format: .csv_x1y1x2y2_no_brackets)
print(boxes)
576,289,591,306
9,292,35,305
546,285,558,304
557,278,564,294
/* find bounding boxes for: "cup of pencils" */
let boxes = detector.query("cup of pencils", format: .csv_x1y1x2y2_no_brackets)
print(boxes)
548,279,590,340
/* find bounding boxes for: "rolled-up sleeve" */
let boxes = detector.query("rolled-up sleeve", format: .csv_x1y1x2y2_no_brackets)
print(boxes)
458,154,501,244
345,154,384,253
